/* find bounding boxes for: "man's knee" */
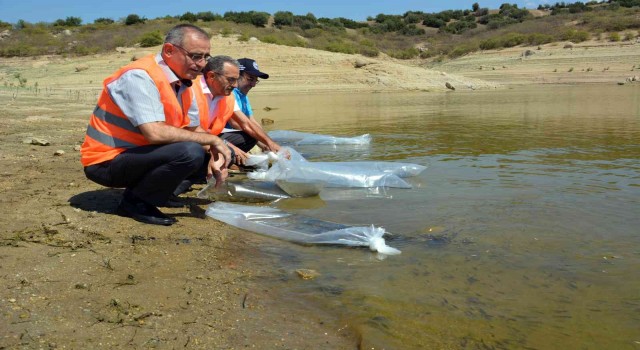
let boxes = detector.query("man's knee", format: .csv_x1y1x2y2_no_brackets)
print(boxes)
176,142,206,166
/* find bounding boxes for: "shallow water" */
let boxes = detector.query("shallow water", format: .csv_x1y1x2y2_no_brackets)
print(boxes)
243,85,640,349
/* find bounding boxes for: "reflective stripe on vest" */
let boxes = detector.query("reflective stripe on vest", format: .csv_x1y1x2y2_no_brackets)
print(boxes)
92,105,142,135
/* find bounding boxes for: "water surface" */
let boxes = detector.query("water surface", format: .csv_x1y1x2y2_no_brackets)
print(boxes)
243,85,640,349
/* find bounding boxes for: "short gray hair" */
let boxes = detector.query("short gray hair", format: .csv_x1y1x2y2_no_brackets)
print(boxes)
164,24,209,46
203,55,239,75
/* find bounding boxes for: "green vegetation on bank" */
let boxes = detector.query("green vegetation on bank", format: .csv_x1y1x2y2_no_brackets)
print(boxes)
0,1,639,61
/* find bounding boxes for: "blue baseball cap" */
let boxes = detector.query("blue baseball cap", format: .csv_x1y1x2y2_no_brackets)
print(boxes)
237,58,269,79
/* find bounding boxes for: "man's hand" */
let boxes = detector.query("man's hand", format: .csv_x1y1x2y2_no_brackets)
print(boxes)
227,143,249,165
210,138,232,168
207,150,228,189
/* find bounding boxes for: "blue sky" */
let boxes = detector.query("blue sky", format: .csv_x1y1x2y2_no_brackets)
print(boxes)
0,0,552,24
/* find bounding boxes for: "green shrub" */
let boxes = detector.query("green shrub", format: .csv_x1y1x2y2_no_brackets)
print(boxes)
0,20,12,30
180,12,198,23
324,41,356,54
274,11,294,27
125,14,146,25
139,31,163,47
388,47,419,59
359,46,379,57
72,45,99,56
527,33,555,45
197,11,221,22
0,43,38,56
303,28,323,38
442,20,477,34
94,17,114,25
448,43,479,58
562,29,590,42
609,32,621,41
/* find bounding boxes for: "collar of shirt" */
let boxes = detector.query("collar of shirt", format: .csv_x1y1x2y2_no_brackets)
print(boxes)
233,87,247,98
155,54,180,85
199,75,214,101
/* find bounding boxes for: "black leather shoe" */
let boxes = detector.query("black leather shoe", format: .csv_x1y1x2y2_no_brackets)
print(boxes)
160,195,185,208
117,197,176,226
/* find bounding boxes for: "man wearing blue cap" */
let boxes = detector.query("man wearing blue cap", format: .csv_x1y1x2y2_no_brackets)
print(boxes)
220,58,271,152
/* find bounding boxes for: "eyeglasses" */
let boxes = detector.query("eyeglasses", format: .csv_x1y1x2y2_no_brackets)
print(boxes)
245,75,260,85
216,72,238,85
172,44,210,63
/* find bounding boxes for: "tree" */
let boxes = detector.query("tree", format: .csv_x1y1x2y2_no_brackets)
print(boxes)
473,2,480,12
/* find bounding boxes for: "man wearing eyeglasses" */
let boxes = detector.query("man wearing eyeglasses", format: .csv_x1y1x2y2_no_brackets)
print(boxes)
221,58,270,152
194,55,280,166
80,24,230,226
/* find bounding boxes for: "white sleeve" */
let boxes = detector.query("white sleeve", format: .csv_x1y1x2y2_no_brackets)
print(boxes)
187,90,200,127
106,70,165,126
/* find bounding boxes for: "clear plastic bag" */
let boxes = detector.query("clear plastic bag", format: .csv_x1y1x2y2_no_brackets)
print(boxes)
247,147,425,189
205,202,401,255
197,179,290,202
268,130,371,145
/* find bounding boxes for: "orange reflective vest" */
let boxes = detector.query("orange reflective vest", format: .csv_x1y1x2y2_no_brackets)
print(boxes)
80,55,193,167
193,77,235,136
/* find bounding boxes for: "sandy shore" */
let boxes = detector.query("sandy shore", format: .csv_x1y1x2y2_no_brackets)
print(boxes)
1,35,639,349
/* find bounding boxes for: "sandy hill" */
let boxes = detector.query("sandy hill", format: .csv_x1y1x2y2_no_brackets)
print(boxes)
1,34,639,99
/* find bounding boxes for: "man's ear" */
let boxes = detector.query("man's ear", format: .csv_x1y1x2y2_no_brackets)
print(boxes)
162,43,174,57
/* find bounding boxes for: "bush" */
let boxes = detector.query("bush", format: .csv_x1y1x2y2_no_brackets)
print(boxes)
72,45,99,56
274,11,294,27
65,16,82,26
387,47,419,59
423,14,446,28
125,14,146,25
324,41,356,54
197,11,221,22
139,31,163,47
442,20,477,34
303,28,323,38
527,33,555,45
223,11,269,27
0,43,39,57
250,12,270,27
94,17,114,25
180,12,198,22
609,32,621,41
479,32,527,50
400,24,426,36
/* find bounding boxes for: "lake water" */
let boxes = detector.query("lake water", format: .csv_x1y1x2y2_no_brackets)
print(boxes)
243,85,640,349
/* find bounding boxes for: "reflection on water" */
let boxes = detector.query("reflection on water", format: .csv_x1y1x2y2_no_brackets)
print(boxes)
244,85,640,348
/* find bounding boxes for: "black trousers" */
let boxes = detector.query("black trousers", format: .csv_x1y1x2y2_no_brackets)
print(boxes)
84,142,208,206
219,131,257,153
